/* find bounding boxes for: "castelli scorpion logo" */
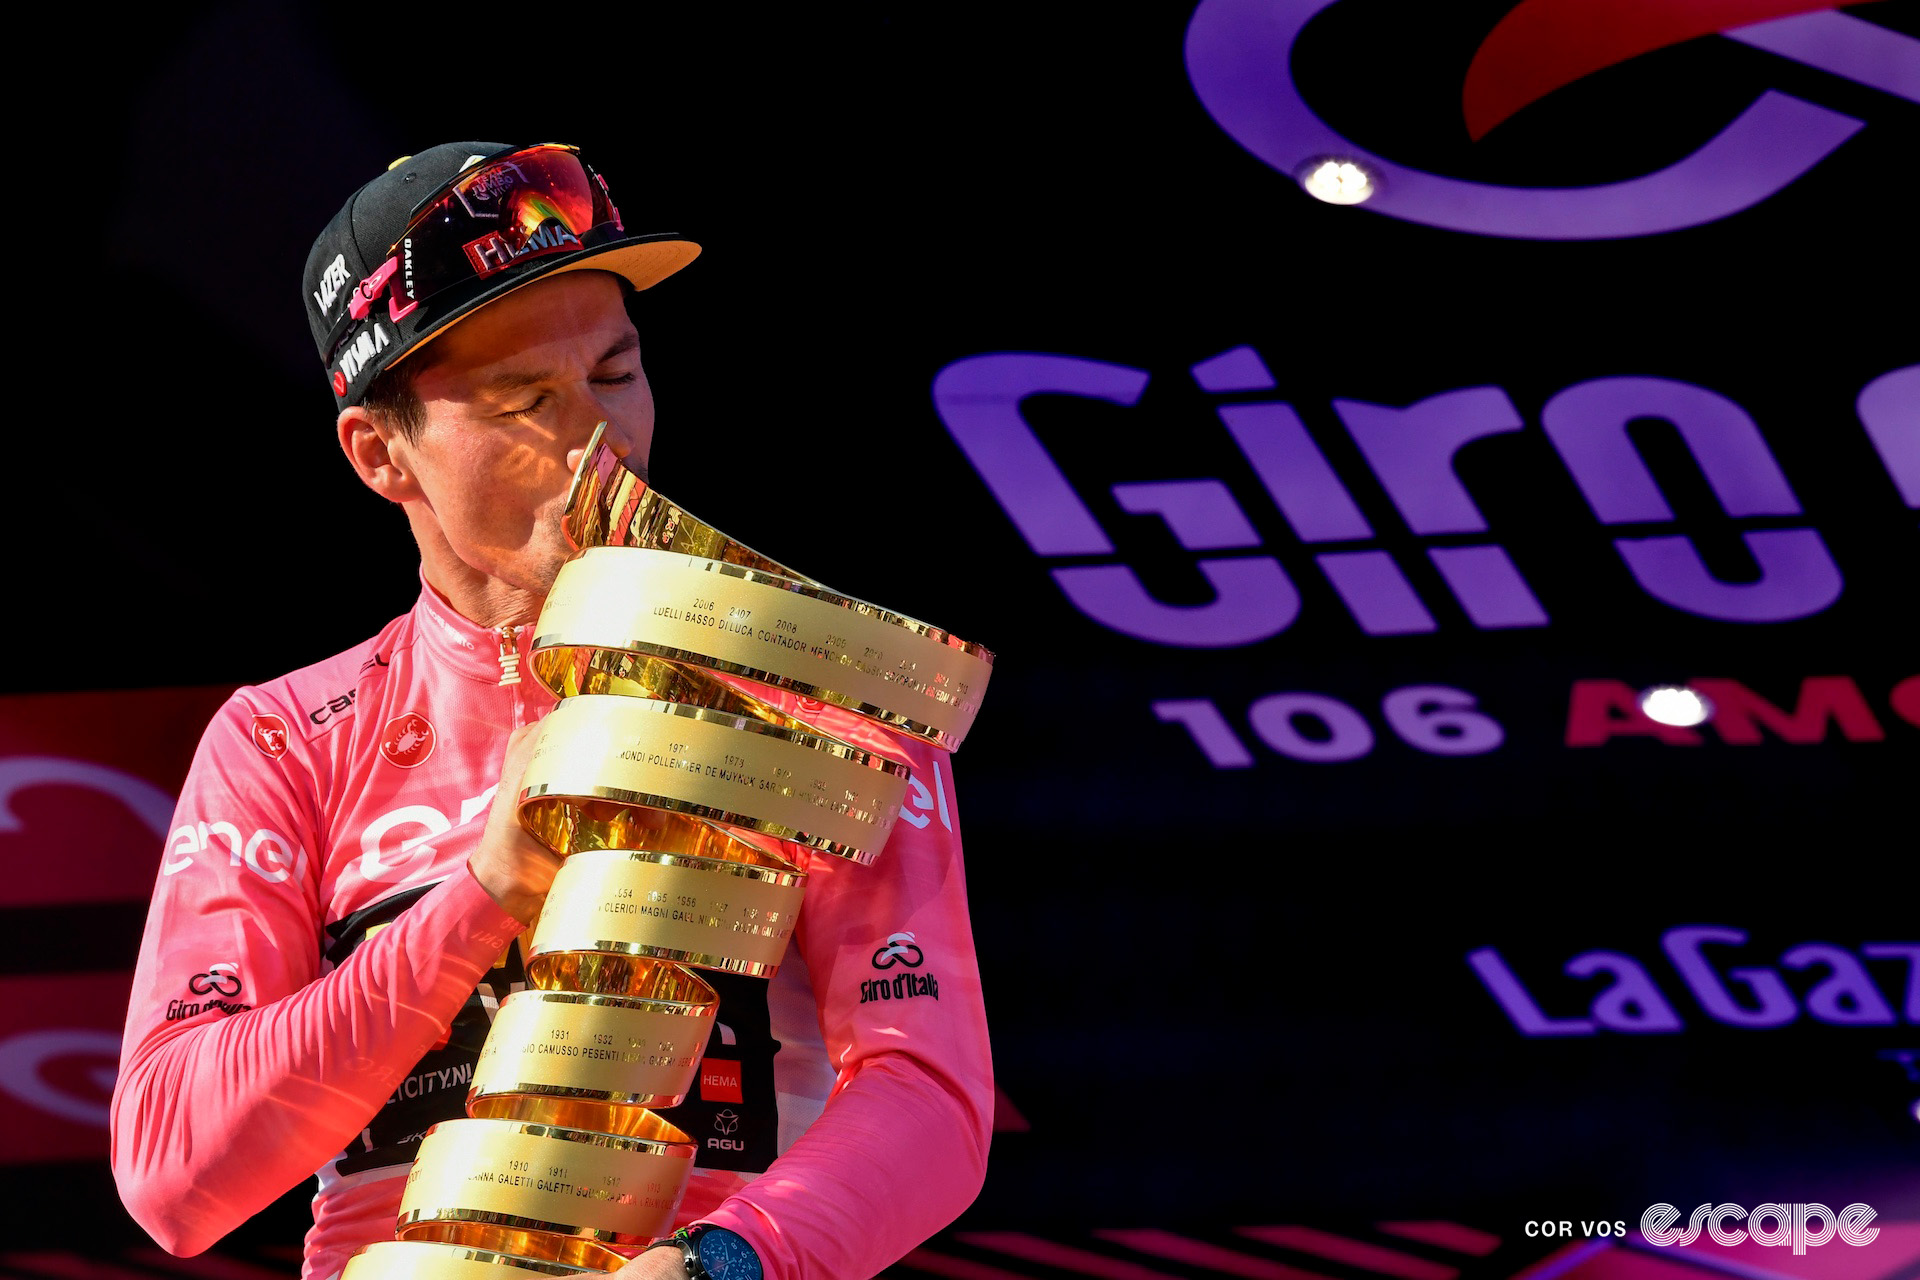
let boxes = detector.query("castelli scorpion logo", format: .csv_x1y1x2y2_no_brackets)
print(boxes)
379,712,436,769
250,713,291,760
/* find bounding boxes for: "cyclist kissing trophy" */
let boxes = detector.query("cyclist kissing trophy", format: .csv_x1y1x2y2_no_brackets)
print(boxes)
341,425,993,1277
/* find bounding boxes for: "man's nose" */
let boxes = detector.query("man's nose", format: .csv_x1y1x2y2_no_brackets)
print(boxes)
566,419,633,477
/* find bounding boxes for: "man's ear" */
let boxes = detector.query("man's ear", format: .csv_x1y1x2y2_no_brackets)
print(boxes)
337,404,422,504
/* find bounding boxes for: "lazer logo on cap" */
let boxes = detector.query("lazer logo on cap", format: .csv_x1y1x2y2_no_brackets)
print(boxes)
312,253,351,316
334,323,392,395
463,221,582,278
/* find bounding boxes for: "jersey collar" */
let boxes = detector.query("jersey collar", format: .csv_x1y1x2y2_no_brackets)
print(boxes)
412,568,529,683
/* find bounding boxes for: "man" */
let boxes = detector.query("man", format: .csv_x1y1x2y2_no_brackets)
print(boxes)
110,141,993,1280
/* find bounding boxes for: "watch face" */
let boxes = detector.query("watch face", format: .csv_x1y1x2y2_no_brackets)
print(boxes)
696,1228,762,1280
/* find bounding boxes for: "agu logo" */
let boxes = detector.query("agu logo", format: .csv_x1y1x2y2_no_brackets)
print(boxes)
1186,0,1919,238
379,712,436,769
249,713,291,760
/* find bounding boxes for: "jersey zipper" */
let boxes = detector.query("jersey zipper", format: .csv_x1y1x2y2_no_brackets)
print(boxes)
497,625,522,687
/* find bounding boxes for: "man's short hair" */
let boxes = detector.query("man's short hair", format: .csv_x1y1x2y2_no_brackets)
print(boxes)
362,361,427,444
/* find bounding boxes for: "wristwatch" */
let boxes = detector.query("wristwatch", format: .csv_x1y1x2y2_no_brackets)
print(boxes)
649,1224,764,1280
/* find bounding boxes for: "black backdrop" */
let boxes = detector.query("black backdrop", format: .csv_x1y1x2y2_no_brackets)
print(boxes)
6,0,1918,1271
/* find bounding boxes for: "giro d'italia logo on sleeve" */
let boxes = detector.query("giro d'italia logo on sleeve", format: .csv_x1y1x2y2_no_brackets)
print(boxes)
187,963,242,997
379,712,436,769
1185,0,1920,238
167,963,251,1022
863,932,940,1005
249,713,290,760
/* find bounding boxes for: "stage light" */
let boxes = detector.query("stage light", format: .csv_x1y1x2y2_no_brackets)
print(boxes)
1640,684,1713,727
1299,158,1377,204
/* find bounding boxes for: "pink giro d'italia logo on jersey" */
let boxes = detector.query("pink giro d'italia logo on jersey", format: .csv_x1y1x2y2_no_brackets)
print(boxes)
379,712,436,769
249,714,290,760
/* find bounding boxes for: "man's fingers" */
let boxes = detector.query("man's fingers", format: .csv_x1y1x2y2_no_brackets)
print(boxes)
490,722,544,821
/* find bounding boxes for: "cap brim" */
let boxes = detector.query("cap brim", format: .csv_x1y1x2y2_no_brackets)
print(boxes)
395,233,701,369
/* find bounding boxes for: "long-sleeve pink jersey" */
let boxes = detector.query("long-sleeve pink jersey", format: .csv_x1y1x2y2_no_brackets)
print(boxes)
111,574,994,1280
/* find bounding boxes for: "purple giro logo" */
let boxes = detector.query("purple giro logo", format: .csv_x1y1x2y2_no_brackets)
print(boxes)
931,352,1917,648
1184,0,1920,238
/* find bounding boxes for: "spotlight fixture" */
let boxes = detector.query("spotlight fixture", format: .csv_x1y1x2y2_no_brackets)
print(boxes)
1298,157,1378,205
1639,684,1714,728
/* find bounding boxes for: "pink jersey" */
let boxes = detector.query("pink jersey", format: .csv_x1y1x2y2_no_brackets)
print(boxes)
111,573,993,1280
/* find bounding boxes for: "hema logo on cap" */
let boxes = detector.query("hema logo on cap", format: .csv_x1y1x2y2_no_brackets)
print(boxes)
332,323,391,397
464,221,582,278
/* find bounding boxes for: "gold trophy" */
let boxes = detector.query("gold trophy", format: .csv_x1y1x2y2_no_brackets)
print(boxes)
342,427,992,1277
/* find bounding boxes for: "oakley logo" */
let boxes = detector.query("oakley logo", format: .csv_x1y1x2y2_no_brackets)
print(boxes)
463,222,582,278
337,323,391,387
187,963,241,997
312,252,351,315
1186,0,1919,238
872,932,925,969
347,257,416,326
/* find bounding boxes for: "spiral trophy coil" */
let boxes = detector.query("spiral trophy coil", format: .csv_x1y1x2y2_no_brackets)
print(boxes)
342,425,992,1277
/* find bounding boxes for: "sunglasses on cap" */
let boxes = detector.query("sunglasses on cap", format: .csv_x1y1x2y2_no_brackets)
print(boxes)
322,143,623,364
